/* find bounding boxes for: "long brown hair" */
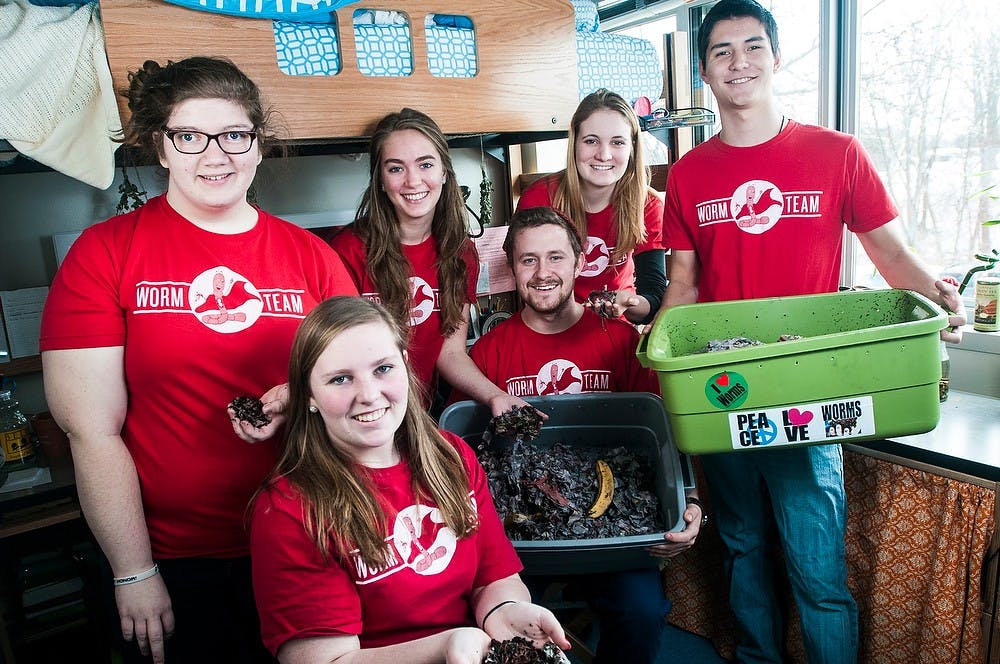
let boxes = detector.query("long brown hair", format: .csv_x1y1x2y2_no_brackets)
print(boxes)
354,109,474,336
260,296,478,569
553,88,650,263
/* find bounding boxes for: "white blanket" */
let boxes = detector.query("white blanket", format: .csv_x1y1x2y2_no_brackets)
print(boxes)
0,0,121,189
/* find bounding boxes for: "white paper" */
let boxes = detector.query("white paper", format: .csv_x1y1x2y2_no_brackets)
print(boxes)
0,287,49,358
471,226,514,295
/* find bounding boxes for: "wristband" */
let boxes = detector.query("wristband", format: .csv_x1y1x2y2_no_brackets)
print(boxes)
686,496,709,528
481,600,517,631
114,563,159,586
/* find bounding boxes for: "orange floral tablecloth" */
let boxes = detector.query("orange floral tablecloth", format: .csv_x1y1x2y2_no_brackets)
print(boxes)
662,449,995,663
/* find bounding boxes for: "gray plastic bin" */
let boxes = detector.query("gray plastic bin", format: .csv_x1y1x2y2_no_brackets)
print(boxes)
438,393,686,574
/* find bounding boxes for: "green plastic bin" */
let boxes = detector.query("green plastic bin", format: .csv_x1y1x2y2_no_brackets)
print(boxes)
637,289,948,454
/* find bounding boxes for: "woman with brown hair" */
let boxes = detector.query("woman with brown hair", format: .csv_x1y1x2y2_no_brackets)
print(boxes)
330,108,528,415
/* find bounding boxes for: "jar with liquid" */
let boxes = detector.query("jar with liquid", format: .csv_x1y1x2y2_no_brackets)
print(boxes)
0,388,35,470
973,278,999,332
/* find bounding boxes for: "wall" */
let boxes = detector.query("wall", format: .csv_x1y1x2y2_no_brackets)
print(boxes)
0,148,507,415
949,331,1000,398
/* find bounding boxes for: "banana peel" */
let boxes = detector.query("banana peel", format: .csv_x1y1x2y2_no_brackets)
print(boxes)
587,459,615,518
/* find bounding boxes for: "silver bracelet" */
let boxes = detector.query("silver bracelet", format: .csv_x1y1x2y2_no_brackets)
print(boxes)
113,563,160,586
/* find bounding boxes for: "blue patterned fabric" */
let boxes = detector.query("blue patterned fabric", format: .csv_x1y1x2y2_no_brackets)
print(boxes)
276,15,479,78
163,0,356,21
426,23,477,77
274,19,340,75
570,0,599,32
271,2,661,101
354,23,413,76
577,30,663,102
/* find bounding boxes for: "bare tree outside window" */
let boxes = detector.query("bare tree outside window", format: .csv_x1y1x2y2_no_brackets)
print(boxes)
855,0,1000,290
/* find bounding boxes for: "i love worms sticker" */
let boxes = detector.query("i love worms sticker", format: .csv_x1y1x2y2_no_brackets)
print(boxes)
704,371,750,410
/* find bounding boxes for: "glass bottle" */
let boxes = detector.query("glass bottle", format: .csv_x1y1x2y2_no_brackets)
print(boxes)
0,388,35,470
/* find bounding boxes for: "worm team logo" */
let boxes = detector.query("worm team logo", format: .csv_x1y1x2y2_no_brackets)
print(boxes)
189,266,263,333
392,504,456,576
580,236,610,277
730,180,784,234
536,360,583,395
409,277,436,326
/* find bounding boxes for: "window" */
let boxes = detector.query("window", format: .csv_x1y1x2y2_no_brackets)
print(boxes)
853,0,1000,300
595,0,1000,373
611,0,999,307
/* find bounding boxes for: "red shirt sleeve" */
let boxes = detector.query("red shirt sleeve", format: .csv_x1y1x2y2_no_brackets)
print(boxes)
251,479,362,655
40,214,135,351
515,174,561,212
636,191,666,254
463,241,481,301
327,225,369,293
662,168,695,252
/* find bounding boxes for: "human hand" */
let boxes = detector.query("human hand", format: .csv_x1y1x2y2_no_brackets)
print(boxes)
646,501,703,559
444,627,492,663
481,601,572,652
486,394,548,422
582,289,644,321
935,279,966,343
229,383,288,443
115,574,174,664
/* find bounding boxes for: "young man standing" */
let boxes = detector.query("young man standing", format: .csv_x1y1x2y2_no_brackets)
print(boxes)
659,2,966,663
459,205,708,663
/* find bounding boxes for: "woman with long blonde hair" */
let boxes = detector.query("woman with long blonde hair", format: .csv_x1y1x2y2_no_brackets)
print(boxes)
250,296,569,662
517,89,665,325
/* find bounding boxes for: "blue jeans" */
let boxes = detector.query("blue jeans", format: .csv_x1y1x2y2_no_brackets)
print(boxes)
527,568,671,664
700,444,857,664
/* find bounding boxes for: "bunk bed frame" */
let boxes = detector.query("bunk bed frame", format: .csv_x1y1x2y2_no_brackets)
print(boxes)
98,0,582,140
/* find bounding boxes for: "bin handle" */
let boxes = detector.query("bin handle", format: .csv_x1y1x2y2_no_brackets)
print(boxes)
636,331,651,367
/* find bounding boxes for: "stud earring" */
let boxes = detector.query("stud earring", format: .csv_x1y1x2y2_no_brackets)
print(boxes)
309,405,318,413
442,175,447,184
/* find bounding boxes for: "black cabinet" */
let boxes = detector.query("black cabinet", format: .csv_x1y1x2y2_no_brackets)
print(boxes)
0,458,112,664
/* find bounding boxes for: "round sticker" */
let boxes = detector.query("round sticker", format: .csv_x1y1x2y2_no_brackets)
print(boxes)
705,371,749,410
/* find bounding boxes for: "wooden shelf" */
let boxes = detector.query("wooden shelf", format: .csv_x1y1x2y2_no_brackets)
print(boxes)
1,355,41,377
0,498,81,540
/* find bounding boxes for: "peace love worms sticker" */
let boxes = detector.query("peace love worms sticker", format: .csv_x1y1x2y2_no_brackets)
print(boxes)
726,396,876,450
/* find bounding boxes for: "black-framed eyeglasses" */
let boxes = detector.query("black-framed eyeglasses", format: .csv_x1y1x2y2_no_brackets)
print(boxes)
161,127,258,155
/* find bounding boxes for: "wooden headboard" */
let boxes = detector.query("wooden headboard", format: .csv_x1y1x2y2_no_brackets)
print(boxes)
99,0,580,139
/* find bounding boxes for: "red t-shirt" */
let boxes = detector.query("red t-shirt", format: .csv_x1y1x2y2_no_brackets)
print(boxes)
251,431,522,654
39,195,357,558
663,120,897,302
458,309,659,399
329,226,479,391
516,174,664,302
